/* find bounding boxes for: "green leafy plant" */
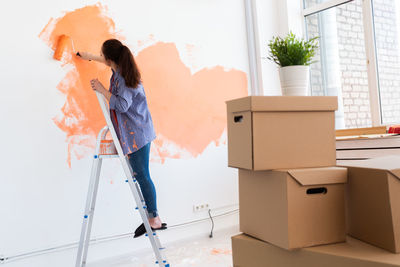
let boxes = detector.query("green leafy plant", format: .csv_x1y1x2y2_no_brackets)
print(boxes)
267,32,319,67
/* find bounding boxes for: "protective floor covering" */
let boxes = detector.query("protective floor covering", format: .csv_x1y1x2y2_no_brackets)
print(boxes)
90,226,239,267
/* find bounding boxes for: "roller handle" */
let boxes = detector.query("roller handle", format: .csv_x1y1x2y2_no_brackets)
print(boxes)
76,51,91,61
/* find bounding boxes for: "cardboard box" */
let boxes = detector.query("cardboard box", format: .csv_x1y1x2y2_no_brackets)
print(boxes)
239,167,347,250
339,156,400,253
232,234,400,267
226,96,338,170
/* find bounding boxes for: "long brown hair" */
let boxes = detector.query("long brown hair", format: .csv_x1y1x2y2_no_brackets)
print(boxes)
102,39,141,88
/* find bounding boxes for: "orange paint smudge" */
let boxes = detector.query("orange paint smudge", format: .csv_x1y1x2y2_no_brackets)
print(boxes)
151,137,185,164
137,43,248,158
40,4,247,166
210,248,232,255
132,138,138,151
39,4,121,167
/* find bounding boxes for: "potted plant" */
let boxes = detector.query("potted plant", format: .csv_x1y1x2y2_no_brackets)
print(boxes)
268,32,318,96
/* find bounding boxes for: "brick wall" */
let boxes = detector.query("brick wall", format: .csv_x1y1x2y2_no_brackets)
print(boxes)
306,0,400,127
373,0,400,124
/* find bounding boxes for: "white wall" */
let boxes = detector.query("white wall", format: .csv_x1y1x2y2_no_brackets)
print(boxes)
0,0,289,265
256,0,304,95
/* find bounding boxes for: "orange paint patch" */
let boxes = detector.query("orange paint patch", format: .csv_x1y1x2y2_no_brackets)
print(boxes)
132,139,138,151
40,4,121,167
137,43,248,158
210,248,232,255
40,4,248,166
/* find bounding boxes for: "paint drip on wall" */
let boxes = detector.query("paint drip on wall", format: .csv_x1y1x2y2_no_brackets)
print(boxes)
39,3,248,167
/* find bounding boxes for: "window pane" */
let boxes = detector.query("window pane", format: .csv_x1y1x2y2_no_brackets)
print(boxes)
305,0,372,128
373,0,400,124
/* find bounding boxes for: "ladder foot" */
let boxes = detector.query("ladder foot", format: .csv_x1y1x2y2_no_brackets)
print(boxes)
155,261,169,266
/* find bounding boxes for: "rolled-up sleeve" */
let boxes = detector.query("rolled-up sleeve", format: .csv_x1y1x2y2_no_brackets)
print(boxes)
109,80,135,113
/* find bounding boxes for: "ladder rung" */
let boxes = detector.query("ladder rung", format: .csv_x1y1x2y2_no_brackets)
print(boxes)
98,154,119,159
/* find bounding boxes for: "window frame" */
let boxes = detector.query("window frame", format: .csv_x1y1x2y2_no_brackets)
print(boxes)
302,0,382,126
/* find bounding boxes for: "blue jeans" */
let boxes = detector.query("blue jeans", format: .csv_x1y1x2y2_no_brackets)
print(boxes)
128,142,158,218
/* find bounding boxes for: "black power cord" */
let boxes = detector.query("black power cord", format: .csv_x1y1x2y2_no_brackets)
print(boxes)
208,209,214,238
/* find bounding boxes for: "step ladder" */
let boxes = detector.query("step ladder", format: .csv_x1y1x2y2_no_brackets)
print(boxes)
75,92,169,267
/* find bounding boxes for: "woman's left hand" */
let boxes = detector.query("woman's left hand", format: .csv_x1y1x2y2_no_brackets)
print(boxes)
90,79,105,94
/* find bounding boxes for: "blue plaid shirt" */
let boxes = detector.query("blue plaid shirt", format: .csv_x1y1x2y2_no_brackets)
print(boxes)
109,69,156,155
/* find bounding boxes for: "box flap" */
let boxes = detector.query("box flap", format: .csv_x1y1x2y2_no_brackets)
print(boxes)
338,156,400,181
286,167,348,186
226,96,338,113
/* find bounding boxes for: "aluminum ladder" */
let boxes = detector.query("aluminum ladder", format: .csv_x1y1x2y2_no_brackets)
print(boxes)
75,92,169,267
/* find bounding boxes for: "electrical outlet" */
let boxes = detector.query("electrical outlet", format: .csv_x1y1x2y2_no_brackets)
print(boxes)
193,203,210,212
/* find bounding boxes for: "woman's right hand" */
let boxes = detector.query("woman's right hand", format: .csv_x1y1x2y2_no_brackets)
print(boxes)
76,51,92,61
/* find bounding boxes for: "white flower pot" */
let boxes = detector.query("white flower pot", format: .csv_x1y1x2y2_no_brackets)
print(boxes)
279,65,310,96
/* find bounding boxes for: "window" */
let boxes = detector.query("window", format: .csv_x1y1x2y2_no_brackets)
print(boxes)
372,0,400,124
303,0,400,128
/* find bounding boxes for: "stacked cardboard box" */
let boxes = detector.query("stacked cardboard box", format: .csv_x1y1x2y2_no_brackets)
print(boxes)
226,96,400,267
341,156,400,253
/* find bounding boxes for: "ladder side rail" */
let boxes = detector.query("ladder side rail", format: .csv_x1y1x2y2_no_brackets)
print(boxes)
76,128,107,267
81,158,103,266
95,92,168,266
125,179,167,262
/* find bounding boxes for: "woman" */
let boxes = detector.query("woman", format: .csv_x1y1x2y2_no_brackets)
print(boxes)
77,39,166,238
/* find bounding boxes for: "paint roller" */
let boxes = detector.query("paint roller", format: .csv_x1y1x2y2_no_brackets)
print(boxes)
53,34,81,60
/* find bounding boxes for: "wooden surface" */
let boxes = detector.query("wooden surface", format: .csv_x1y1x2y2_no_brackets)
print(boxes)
335,126,387,137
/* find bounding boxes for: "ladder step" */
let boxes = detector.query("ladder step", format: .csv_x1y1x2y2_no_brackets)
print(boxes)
98,154,119,159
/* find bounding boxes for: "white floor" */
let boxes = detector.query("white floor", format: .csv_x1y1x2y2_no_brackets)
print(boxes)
3,225,239,267
89,225,239,267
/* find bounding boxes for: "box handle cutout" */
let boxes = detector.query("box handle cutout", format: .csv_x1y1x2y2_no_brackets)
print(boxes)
307,187,327,195
234,115,243,123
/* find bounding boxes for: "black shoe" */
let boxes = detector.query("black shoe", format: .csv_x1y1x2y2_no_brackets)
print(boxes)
134,222,167,238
